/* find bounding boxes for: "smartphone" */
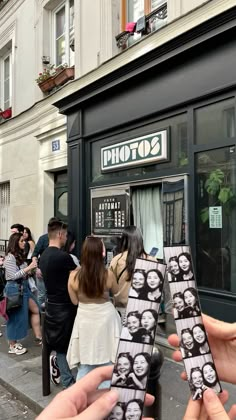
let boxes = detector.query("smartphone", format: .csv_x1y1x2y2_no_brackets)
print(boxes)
149,247,158,257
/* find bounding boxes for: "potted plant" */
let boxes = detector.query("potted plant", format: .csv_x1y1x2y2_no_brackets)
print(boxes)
36,66,56,93
53,64,74,87
200,168,236,223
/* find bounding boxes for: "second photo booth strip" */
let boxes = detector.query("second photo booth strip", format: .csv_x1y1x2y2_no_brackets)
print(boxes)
164,246,222,400
108,258,166,420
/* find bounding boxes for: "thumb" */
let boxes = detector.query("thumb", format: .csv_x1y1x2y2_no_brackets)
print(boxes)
203,389,229,419
77,389,119,420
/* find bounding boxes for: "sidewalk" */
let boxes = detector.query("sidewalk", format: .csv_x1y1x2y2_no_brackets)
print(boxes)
0,318,236,419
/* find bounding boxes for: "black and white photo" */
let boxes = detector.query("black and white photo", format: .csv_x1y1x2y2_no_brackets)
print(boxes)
176,317,210,358
129,269,146,298
185,354,222,400
107,388,145,420
120,307,159,344
164,246,195,282
111,342,152,390
129,259,166,303
169,281,201,319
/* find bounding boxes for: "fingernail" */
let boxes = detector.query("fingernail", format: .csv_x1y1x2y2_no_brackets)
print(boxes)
105,390,119,404
204,388,216,402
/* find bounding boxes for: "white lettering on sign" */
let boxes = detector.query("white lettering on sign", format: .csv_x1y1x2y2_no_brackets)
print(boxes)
101,130,168,171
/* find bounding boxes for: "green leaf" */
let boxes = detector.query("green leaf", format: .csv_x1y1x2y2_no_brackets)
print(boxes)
200,207,209,223
218,187,233,204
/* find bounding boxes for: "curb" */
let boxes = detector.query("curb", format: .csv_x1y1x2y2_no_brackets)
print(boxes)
0,376,43,415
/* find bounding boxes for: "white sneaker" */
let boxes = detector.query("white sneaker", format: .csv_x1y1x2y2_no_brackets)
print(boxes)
8,343,27,355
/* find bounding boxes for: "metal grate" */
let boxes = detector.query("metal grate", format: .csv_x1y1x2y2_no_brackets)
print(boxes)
0,182,10,205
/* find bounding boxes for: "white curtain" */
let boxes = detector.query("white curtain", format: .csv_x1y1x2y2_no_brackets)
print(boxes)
132,186,163,259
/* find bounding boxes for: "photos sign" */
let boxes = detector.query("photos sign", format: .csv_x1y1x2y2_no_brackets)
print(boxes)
101,130,168,171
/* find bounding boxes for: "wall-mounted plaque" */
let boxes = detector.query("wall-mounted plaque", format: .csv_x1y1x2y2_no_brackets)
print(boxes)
92,194,129,235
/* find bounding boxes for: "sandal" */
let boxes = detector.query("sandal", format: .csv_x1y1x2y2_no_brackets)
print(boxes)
35,337,42,345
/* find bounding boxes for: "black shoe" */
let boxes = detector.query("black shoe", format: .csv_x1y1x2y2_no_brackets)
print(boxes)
50,354,61,385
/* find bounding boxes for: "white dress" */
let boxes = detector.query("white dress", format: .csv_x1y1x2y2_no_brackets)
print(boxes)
67,301,121,368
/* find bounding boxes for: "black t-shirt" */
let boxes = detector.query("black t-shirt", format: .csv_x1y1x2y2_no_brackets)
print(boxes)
39,246,76,303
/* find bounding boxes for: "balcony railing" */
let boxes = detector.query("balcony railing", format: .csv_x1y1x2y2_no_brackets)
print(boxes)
116,2,167,50
0,0,10,11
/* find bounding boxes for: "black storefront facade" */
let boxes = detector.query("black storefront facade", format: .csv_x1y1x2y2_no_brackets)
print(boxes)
55,7,236,323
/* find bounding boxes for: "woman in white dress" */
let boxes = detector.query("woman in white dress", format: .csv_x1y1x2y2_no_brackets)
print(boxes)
67,236,121,388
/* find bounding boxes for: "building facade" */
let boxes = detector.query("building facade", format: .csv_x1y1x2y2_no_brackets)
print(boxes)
0,0,235,326
55,0,236,324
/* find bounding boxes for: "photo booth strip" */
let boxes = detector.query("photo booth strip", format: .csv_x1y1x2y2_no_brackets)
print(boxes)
108,257,166,419
164,246,222,400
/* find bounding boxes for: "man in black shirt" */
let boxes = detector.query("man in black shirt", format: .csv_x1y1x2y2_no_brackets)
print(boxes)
40,218,77,388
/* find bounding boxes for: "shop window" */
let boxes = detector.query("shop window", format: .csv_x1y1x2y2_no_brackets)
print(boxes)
0,50,12,112
196,147,236,292
195,99,235,145
53,0,74,66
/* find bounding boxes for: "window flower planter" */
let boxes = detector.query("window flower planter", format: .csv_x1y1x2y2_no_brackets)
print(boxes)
0,107,12,119
53,66,74,87
38,77,56,93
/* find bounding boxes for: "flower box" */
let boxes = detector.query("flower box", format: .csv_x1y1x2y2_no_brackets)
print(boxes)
38,77,56,93
0,107,12,119
53,67,74,87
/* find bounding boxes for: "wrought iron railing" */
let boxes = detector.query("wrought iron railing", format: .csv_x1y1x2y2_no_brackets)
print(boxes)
116,2,167,50
0,0,10,11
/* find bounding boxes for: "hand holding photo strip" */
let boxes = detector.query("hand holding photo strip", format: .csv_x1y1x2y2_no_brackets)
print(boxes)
164,246,222,400
108,258,166,419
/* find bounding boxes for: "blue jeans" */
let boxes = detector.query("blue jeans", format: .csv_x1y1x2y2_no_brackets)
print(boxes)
36,277,46,308
76,362,113,389
56,352,75,389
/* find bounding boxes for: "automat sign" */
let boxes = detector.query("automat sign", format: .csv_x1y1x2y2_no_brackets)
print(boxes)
101,130,168,171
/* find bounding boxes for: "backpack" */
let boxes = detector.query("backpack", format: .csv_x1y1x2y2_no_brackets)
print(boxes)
0,267,6,301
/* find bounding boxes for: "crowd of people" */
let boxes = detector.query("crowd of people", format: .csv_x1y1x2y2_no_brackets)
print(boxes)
1,221,236,419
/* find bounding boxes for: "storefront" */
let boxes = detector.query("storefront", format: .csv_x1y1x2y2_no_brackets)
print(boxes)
54,7,236,323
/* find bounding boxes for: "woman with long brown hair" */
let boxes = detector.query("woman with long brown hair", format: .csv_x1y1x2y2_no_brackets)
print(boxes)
67,236,121,386
4,232,41,355
109,226,156,321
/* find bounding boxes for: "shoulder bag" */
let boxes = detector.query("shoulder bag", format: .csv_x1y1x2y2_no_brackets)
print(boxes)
5,280,23,311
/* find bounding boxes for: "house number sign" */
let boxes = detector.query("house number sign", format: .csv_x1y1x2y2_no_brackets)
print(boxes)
101,130,168,171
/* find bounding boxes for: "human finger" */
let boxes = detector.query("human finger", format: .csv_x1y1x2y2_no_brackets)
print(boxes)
183,390,229,420
183,396,202,420
227,404,236,420
168,334,180,347
75,389,119,420
203,314,236,340
72,366,114,396
172,350,183,363
88,389,155,407
203,388,231,419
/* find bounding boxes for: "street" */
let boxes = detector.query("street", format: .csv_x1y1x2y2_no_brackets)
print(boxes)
0,383,37,420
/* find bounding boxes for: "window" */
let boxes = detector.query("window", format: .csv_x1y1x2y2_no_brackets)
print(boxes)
122,0,167,36
53,0,74,67
196,147,236,292
0,51,12,111
195,98,235,145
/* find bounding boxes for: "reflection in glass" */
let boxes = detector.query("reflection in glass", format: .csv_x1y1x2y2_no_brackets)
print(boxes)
58,192,68,216
196,147,236,292
195,99,235,145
